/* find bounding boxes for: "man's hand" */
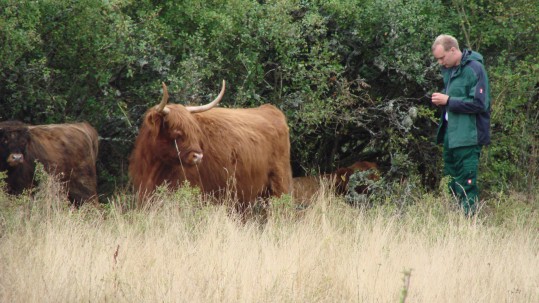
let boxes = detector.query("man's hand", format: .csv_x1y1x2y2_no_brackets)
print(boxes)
432,92,449,106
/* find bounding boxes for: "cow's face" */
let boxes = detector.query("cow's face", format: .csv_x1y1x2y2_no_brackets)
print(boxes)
0,126,31,168
138,81,224,169
145,106,204,166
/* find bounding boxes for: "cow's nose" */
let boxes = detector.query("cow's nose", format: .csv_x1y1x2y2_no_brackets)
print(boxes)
7,153,24,166
192,152,203,164
191,153,203,165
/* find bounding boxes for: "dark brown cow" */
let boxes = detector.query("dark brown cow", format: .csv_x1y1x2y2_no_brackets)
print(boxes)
292,161,380,205
0,121,99,206
128,81,292,211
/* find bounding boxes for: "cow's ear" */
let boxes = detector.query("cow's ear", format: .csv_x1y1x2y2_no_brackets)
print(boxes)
145,111,165,138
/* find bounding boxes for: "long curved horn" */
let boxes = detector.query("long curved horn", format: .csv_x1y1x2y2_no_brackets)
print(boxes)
186,80,226,113
156,82,170,114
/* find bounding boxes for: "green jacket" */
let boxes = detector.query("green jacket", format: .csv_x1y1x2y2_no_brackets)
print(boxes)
436,49,491,148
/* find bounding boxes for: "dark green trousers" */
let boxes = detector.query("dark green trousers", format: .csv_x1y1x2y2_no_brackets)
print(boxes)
443,131,482,215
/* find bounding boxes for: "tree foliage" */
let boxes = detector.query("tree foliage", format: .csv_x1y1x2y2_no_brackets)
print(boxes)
0,0,537,198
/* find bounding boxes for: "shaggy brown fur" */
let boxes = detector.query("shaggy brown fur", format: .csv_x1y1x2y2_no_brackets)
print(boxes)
332,161,380,194
292,161,380,205
129,84,292,211
0,121,99,206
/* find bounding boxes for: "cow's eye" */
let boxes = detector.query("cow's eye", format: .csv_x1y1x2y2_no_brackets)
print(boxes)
172,130,184,139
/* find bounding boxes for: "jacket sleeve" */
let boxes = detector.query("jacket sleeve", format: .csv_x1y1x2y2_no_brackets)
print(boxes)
447,61,489,114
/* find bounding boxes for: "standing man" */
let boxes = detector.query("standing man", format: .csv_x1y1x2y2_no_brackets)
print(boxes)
431,34,491,216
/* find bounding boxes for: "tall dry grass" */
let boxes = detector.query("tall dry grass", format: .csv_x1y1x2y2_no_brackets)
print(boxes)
0,177,537,303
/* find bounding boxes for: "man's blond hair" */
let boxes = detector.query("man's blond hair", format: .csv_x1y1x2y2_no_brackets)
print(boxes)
432,34,459,51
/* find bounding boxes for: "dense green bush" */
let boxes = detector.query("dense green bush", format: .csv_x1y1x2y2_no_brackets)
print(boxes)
0,0,537,200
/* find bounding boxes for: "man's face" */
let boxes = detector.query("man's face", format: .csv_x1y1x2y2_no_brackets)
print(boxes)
432,44,458,68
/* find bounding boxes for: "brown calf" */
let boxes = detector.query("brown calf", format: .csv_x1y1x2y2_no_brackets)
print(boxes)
292,161,380,205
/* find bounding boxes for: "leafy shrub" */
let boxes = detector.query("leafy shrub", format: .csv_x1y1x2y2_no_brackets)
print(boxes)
0,0,537,201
